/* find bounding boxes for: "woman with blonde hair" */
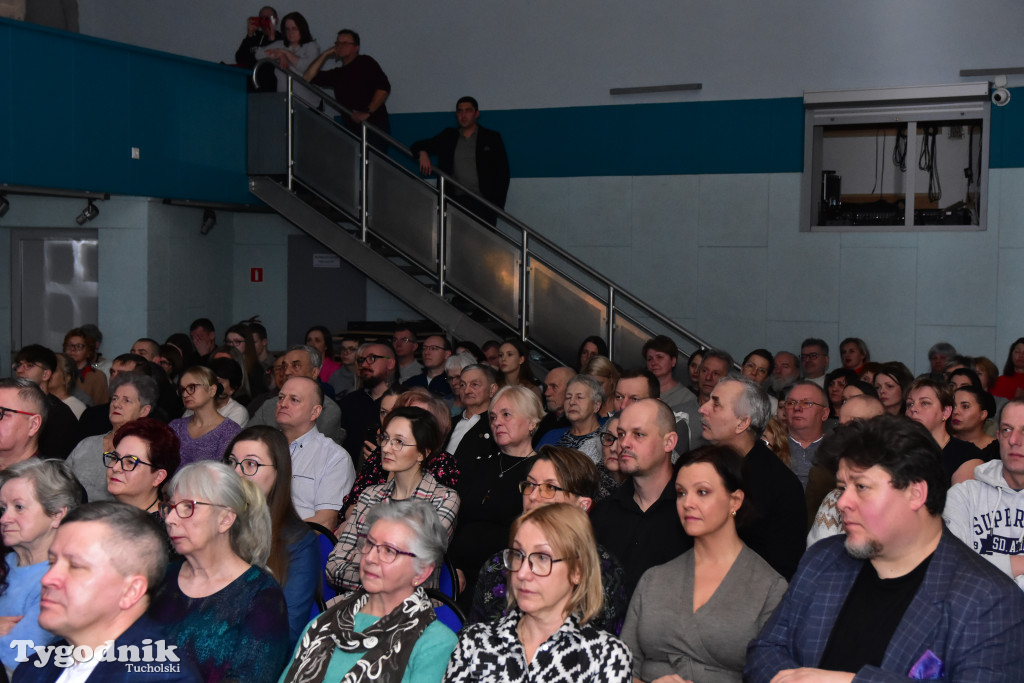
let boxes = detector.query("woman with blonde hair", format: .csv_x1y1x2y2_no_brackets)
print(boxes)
445,504,631,682
149,461,289,682
582,355,619,419
168,366,241,465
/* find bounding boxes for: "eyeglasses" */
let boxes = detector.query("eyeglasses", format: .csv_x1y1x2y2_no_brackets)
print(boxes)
64,343,86,351
341,346,360,354
784,399,826,410
11,361,44,373
378,434,417,450
599,432,618,446
0,406,40,421
800,352,822,361
391,337,415,345
501,548,567,577
357,355,384,366
518,481,567,498
178,383,201,397
357,533,417,563
224,455,276,477
158,500,231,519
422,344,447,352
103,451,155,472
446,375,463,385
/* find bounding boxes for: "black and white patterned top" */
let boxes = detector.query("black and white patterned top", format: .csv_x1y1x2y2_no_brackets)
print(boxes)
443,609,632,683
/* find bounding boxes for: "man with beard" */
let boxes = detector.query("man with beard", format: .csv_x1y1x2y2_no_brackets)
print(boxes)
338,342,395,457
746,415,1024,682
770,350,800,397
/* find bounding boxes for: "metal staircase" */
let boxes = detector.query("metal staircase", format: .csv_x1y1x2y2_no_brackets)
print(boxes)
247,62,717,368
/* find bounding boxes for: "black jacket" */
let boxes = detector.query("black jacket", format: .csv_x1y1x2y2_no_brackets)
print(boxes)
411,125,510,208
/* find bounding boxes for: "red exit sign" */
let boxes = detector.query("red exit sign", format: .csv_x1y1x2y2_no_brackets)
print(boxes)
251,268,263,282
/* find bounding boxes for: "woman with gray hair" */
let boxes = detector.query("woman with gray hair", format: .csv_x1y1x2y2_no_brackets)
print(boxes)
282,499,458,682
0,459,82,673
552,374,606,465
148,461,289,683
66,372,159,502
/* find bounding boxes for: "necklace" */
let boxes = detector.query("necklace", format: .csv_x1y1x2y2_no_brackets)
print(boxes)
482,451,535,504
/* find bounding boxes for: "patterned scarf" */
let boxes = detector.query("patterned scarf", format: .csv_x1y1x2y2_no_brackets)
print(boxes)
283,587,436,683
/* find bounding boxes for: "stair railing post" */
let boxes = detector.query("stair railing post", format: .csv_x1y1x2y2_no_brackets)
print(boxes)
607,285,616,360
520,230,528,341
286,73,294,192
360,124,369,242
438,176,446,295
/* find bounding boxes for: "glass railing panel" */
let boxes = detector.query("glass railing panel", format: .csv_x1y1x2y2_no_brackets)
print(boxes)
366,150,439,270
445,205,521,327
292,106,361,216
527,256,607,363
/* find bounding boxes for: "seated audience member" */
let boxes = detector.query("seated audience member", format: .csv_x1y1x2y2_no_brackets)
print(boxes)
686,348,706,396
253,11,320,96
927,341,958,382
387,325,422,384
873,361,913,415
304,29,392,137
825,368,859,420
129,338,161,363
246,351,287,418
235,5,279,91
251,345,345,442
181,357,249,427
799,338,830,387
643,335,700,426
449,385,542,607
469,446,627,634
411,96,511,224
105,417,180,519
338,342,396,457
698,377,806,579
157,343,183,384
546,375,605,465
164,333,199,372
276,377,355,528
223,322,266,399
281,501,457,683
841,378,877,403
945,398,1024,587
904,378,982,485
622,446,787,683
168,366,241,465
407,334,454,399
224,426,318,646
496,339,542,399
951,385,999,462
14,502,203,682
78,354,166,439
79,324,111,381
971,355,1001,393
533,366,574,447
12,344,79,459
992,337,1024,400
343,388,459,516
304,325,340,386
445,504,632,683
49,352,86,419
611,369,690,457
770,350,800,398
150,461,289,683
327,406,459,593
746,414,1024,682
741,348,775,389
599,416,627,495
0,380,46,470
190,319,217,363
442,351,477,417
948,367,982,391
445,364,499,468
577,336,609,372
68,373,159,502
806,394,885,548
329,335,361,396
839,337,870,375
784,380,830,490
481,340,501,370
209,346,256,404
591,399,692,600
63,327,108,406
582,356,619,419
858,361,882,385
0,459,82,673
695,350,736,426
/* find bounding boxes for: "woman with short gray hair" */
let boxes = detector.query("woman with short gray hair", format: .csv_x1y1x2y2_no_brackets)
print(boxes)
553,374,606,465
282,499,458,683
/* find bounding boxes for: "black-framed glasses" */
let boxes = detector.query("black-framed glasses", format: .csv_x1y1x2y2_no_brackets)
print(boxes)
518,481,566,498
177,383,201,397
502,548,567,577
357,533,417,563
64,343,86,351
378,434,417,450
11,361,43,373
599,432,618,446
422,344,447,352
357,354,383,366
0,406,40,421
784,399,826,410
159,500,231,519
103,451,155,472
800,352,822,361
224,455,276,477
391,336,415,345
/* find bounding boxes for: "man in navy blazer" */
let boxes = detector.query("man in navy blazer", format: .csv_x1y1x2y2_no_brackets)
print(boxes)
412,96,510,223
745,415,1024,682
13,503,201,682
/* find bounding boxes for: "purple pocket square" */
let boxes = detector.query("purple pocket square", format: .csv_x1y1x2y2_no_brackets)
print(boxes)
908,650,944,679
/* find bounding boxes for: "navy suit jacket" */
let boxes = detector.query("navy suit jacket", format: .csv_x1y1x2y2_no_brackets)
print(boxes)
745,529,1024,682
13,616,202,683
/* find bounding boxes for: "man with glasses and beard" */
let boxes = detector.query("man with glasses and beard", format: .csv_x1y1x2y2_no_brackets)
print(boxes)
338,342,396,458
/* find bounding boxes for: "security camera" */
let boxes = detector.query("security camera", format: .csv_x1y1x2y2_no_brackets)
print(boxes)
992,87,1011,106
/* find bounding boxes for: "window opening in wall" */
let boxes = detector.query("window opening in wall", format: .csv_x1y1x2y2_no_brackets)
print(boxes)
803,83,990,232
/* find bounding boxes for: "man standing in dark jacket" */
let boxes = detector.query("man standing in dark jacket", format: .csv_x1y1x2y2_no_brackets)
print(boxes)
412,97,510,223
